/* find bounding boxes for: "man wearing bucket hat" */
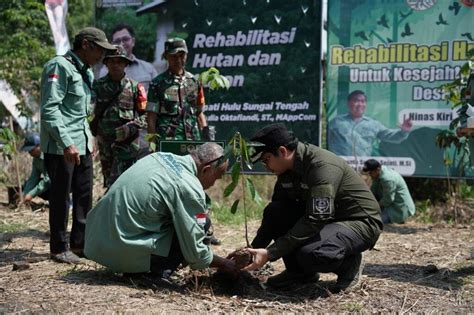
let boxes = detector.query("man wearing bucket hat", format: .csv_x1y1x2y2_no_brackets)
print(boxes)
236,123,383,292
91,45,147,188
40,27,115,264
17,133,50,206
146,38,212,143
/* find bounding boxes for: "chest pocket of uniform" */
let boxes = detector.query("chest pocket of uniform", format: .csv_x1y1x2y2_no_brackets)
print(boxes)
68,74,86,98
117,88,135,120
306,184,335,223
184,82,198,105
280,182,296,200
160,86,180,115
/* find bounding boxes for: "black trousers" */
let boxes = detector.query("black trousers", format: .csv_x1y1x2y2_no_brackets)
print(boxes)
44,153,93,253
251,200,371,274
150,217,211,277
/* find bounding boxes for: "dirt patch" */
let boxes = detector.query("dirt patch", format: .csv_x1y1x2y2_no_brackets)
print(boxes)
0,201,472,313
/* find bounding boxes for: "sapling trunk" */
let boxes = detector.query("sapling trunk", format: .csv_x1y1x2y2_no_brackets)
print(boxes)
9,117,23,206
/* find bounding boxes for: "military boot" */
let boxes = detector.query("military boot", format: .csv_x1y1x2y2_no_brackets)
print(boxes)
266,270,320,288
335,252,364,292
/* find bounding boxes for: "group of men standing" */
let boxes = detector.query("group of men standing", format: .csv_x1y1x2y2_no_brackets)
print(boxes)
33,25,416,291
39,25,210,264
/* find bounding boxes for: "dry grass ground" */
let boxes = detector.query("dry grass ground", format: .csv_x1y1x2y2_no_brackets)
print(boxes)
0,191,472,313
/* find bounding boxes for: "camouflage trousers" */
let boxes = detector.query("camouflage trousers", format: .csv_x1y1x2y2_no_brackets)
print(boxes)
97,136,113,188
97,136,138,188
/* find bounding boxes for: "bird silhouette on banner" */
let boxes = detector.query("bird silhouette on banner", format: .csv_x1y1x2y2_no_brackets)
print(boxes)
377,14,389,28
448,2,461,15
401,23,414,37
355,31,369,41
436,13,448,25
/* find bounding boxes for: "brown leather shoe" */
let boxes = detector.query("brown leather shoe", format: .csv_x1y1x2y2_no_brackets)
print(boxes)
50,250,82,264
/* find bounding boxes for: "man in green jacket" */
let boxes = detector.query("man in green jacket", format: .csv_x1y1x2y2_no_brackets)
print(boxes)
18,133,50,206
238,124,383,292
84,143,237,284
40,27,115,264
363,159,416,224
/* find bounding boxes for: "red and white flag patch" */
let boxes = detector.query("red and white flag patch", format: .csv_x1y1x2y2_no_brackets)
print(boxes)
48,73,59,82
195,213,206,226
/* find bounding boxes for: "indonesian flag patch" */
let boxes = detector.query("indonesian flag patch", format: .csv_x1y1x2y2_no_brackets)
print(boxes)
48,73,59,82
197,85,205,107
195,213,206,226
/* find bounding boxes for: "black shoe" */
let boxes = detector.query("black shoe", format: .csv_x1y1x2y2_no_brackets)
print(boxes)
125,273,183,291
266,270,320,288
50,250,82,264
203,235,222,246
210,236,221,246
335,253,364,292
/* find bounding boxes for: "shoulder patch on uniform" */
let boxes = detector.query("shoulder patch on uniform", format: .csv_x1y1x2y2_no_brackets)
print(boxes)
313,197,330,212
48,73,59,82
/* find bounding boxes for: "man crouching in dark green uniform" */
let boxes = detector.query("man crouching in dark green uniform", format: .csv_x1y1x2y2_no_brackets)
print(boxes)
91,45,147,188
239,124,383,292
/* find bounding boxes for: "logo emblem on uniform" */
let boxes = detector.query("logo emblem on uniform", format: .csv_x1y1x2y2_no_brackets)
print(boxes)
313,197,330,213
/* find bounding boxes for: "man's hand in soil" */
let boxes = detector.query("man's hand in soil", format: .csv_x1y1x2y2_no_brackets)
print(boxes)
18,194,33,206
210,255,239,278
242,248,269,271
64,145,80,165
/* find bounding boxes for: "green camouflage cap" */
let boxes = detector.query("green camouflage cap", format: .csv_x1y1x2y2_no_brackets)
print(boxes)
103,45,133,63
76,27,116,50
164,38,188,55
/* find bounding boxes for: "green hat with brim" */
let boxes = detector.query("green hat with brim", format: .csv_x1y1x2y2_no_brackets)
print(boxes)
103,45,133,63
76,27,116,51
164,38,188,55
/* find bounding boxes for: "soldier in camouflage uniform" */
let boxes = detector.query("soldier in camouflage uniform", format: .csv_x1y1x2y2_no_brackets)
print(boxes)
147,38,219,245
146,38,212,143
91,45,147,188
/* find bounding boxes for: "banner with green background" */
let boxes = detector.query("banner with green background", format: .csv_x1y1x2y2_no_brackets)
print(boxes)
96,0,322,172
326,0,473,178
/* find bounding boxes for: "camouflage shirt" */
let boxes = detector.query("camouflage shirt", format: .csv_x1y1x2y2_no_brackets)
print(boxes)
146,70,205,140
93,75,147,160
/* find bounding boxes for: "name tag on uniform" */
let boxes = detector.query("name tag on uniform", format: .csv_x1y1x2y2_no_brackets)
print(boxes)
281,183,293,188
195,213,206,226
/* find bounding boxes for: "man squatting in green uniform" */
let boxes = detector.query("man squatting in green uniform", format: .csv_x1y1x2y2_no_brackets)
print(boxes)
237,124,383,291
91,45,148,188
84,143,238,283
17,133,50,206
363,159,415,224
40,27,115,264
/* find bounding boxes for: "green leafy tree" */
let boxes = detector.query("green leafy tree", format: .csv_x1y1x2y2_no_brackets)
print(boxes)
67,0,94,36
436,49,474,177
0,0,55,113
